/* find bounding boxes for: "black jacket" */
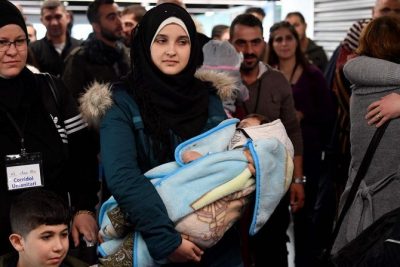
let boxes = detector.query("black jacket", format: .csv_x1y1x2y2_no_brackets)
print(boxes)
62,34,129,101
0,71,99,254
29,35,82,77
306,38,328,72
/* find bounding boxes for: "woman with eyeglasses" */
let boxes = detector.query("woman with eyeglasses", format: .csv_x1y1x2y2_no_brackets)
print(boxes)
268,21,336,267
0,1,99,258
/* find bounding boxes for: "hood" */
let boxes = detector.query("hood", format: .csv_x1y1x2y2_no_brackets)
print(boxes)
344,56,400,87
79,69,239,128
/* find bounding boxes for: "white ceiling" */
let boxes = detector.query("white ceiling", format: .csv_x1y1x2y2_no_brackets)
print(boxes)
13,0,272,15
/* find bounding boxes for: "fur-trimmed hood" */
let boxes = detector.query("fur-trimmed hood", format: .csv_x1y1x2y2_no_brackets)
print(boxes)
79,69,241,128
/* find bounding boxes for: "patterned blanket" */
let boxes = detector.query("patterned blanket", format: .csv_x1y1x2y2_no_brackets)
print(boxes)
97,118,293,267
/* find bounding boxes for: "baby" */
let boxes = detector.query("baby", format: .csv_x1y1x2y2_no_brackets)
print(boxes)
182,114,268,174
98,115,294,263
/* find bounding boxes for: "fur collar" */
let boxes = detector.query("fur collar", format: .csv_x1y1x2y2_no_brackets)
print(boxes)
79,69,239,128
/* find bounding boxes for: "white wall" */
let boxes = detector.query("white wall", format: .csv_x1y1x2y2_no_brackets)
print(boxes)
281,0,314,38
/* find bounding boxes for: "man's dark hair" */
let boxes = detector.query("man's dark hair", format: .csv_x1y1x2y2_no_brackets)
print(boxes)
10,189,71,237
285,11,306,24
122,5,147,23
40,0,66,16
211,24,229,39
245,7,266,19
87,0,114,24
230,13,263,39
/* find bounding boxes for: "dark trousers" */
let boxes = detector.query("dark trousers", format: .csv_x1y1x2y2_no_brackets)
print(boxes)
293,153,336,267
249,194,290,267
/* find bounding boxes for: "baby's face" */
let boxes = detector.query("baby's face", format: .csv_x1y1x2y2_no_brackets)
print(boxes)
238,117,261,128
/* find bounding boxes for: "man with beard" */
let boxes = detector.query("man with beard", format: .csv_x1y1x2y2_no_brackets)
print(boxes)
29,0,81,77
230,14,304,267
62,0,129,102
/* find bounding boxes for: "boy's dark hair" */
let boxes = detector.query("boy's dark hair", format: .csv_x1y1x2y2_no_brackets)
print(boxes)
87,0,114,24
10,189,71,236
285,11,306,24
230,13,263,39
245,7,266,19
41,0,66,16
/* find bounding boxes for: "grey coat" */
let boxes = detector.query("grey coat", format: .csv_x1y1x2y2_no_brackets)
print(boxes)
332,56,400,253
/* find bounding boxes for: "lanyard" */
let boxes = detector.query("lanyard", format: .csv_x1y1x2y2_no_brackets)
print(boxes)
2,108,29,156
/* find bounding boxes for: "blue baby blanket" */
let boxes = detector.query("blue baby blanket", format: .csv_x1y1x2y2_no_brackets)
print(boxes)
98,118,293,267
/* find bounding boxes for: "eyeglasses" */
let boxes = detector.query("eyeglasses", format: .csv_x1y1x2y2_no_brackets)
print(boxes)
0,38,28,52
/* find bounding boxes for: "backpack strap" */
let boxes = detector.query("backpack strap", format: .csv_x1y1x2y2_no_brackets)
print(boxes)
326,120,391,256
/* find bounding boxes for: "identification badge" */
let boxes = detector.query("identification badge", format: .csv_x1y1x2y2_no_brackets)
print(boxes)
5,152,44,191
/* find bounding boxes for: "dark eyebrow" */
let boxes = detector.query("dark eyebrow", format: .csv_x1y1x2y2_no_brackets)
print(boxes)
234,38,262,43
40,230,56,235
0,34,26,40
155,34,167,38
105,12,118,19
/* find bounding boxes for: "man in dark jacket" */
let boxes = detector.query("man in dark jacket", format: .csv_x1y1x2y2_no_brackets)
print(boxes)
230,14,304,267
285,11,328,72
29,0,81,77
62,0,129,101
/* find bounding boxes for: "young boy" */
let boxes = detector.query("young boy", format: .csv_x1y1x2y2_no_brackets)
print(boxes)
0,189,88,267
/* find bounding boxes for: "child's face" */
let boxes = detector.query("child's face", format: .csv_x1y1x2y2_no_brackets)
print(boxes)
11,224,69,267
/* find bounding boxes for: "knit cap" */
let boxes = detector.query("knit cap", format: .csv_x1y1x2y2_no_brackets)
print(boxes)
202,40,242,72
0,0,28,38
200,40,248,117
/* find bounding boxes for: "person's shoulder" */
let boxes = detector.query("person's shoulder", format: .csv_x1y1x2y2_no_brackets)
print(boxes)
69,36,83,46
80,81,138,127
306,64,323,76
195,69,238,101
29,37,46,51
69,45,85,57
306,38,325,52
64,45,85,64
258,65,292,95
0,252,18,267
111,82,132,100
260,64,287,82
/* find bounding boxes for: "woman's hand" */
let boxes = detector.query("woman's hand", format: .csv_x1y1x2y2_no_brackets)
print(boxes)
168,238,203,263
366,93,400,127
71,212,99,247
290,183,305,213
296,110,304,122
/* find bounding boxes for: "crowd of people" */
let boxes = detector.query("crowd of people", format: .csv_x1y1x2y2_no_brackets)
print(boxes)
1,0,400,266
